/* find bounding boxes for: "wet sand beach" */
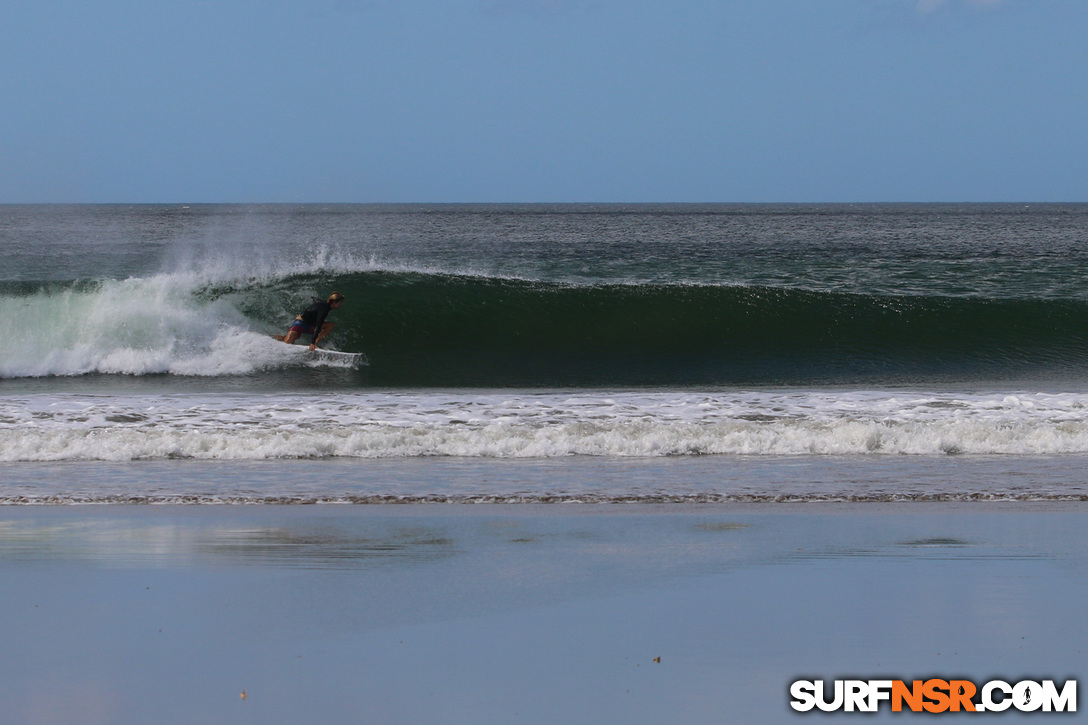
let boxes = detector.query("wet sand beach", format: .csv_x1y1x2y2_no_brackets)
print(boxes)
1,503,1084,724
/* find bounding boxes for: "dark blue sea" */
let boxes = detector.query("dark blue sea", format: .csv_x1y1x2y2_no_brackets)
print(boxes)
3,203,1088,502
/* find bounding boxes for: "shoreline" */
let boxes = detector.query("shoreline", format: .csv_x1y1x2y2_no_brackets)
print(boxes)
2,502,1084,723
5,454,1088,504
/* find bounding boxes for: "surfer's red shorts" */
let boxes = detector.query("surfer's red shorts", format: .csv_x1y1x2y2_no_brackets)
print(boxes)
289,319,315,335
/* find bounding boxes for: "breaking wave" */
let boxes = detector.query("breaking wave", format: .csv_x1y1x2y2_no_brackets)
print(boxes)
5,265,1088,385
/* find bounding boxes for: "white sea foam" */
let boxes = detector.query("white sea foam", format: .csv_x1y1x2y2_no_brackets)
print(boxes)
3,390,1088,461
0,274,361,377
0,246,530,379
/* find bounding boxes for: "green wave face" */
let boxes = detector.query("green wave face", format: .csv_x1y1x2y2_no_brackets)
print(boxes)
226,271,1088,386
7,270,1088,385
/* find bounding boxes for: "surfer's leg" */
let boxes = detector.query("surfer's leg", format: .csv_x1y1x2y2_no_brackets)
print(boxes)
281,317,310,345
314,322,334,345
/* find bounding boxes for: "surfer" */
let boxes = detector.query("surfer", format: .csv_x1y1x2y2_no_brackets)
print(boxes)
275,292,345,350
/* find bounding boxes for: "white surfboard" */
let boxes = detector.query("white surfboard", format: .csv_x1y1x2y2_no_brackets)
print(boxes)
308,348,368,365
273,337,368,366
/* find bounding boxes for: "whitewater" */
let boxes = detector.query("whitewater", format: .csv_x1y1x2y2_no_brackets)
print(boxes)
5,391,1088,462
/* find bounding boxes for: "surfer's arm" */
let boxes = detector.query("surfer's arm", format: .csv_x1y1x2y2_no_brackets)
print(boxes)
310,304,330,347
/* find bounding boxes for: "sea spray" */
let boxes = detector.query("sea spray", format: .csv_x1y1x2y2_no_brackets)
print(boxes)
0,275,323,377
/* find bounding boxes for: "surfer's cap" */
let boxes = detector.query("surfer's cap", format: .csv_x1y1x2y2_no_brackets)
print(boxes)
328,292,345,303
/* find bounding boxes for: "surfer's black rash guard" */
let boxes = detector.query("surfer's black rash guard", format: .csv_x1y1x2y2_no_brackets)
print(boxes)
297,298,333,345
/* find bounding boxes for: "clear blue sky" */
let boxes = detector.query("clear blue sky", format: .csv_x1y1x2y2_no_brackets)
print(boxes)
2,0,1085,203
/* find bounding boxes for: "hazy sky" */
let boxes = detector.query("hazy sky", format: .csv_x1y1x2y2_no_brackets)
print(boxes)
2,0,1085,203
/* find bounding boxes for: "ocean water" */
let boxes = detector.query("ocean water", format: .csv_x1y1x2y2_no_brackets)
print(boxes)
3,203,1088,502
